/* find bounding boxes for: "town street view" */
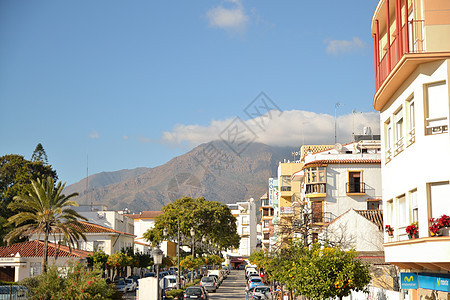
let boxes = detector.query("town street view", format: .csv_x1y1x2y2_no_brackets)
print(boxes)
1,0,449,299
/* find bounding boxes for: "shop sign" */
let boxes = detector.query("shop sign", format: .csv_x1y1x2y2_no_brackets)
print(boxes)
418,273,450,293
400,272,417,289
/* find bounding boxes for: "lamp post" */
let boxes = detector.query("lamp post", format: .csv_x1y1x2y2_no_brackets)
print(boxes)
190,228,195,282
152,247,163,300
177,218,181,289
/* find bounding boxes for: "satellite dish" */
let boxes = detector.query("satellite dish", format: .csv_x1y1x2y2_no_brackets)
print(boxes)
334,143,343,152
97,212,104,219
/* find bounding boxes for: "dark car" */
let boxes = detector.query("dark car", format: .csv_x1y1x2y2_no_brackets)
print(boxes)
183,286,209,299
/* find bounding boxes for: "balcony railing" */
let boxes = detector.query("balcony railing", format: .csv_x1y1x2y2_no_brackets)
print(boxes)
376,20,424,90
426,117,448,135
261,200,270,206
305,183,326,194
408,128,415,145
280,186,291,192
346,182,366,194
311,212,336,224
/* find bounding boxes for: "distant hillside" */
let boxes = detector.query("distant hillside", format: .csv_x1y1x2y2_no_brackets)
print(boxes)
64,141,295,212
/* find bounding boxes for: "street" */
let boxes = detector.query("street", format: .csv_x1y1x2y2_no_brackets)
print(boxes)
209,269,247,300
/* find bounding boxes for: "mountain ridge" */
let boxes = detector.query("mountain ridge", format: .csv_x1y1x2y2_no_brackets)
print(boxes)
64,141,296,212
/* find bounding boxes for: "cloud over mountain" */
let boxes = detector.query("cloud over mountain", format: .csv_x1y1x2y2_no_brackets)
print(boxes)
161,109,380,148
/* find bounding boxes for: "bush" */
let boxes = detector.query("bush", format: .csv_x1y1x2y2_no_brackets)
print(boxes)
166,288,184,299
19,261,117,299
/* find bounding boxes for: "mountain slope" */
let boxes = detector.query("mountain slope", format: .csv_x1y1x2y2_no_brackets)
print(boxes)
64,141,295,212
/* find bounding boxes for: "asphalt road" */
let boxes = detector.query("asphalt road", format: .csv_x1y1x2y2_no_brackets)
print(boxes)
208,269,247,300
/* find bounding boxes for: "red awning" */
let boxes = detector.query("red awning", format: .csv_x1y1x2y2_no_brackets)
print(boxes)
230,257,244,263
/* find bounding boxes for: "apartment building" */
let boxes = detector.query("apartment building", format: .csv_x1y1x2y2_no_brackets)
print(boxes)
259,193,274,251
226,199,257,257
371,0,450,297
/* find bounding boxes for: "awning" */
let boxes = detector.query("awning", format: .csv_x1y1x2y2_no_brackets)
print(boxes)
230,257,244,263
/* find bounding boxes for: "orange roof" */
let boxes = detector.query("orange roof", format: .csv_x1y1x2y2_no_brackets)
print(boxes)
125,211,162,220
0,240,91,258
78,221,135,237
134,241,150,246
303,159,381,169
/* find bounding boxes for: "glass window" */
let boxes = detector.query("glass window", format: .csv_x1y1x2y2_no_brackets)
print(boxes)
348,171,363,193
407,96,415,145
428,181,450,218
394,107,404,154
409,189,418,223
385,119,392,161
425,81,449,135
397,195,407,227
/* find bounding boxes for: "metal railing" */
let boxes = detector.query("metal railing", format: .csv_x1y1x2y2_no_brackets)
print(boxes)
346,182,366,194
280,186,291,192
311,212,336,224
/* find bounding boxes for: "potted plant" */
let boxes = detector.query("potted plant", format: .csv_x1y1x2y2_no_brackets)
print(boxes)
406,222,419,239
429,215,450,236
385,225,394,236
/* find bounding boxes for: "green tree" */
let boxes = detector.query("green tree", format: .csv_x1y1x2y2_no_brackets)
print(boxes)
289,242,371,300
143,196,239,253
87,250,109,269
5,176,87,272
31,143,48,165
0,154,57,246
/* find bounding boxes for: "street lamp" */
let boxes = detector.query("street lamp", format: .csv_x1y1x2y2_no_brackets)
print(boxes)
190,228,195,282
152,247,163,300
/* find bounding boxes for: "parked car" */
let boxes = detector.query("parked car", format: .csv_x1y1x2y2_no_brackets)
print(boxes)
0,285,28,300
144,272,155,278
200,276,217,293
252,285,272,300
114,279,128,293
183,286,209,299
125,278,137,292
247,277,264,291
161,275,179,290
208,274,221,286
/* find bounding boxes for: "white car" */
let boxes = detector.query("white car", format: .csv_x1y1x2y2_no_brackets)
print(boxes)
125,278,137,292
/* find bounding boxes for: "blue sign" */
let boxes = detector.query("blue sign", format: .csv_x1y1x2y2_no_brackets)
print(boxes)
401,272,418,289
418,273,450,292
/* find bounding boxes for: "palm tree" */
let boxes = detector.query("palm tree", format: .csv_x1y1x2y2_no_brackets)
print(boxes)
5,176,87,272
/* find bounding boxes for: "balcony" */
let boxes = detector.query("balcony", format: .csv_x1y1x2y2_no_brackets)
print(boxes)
261,199,271,207
311,212,336,225
305,183,326,198
384,236,450,272
346,182,366,195
280,186,292,197
375,20,424,91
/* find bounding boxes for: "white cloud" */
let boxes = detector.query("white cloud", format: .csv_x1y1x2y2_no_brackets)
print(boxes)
206,0,249,33
325,37,366,55
88,130,99,139
161,109,380,148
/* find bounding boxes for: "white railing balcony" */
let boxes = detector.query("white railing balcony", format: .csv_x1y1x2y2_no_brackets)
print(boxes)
394,137,404,155
426,117,448,135
408,128,415,145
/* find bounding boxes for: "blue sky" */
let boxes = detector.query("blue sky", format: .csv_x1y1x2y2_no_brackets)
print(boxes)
0,0,380,185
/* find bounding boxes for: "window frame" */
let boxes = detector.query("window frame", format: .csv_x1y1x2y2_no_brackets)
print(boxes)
424,80,449,135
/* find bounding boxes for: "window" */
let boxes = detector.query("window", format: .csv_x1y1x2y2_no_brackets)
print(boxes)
428,181,450,218
409,189,418,223
30,262,42,277
367,199,381,210
242,227,249,235
94,241,105,251
406,96,415,145
347,171,364,193
305,166,326,194
263,220,269,228
425,81,448,135
385,119,392,162
397,195,407,228
242,216,249,225
386,199,393,229
394,106,404,154
305,167,326,184
280,176,291,191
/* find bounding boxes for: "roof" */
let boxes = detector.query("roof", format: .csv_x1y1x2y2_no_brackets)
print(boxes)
0,240,91,258
78,221,136,237
260,193,268,200
326,209,383,231
134,241,150,246
355,210,384,231
125,211,162,220
303,159,381,169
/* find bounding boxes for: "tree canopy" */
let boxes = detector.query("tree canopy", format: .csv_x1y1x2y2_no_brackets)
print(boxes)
143,196,240,253
0,154,58,246
31,143,49,165
249,241,371,300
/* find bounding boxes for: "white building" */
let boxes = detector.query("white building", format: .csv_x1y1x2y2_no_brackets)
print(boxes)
0,241,90,282
296,140,382,242
226,199,257,258
125,211,162,254
371,0,450,297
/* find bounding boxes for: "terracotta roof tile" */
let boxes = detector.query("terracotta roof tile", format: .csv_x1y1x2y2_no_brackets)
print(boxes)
303,159,381,169
78,221,135,237
0,241,91,258
355,210,384,231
